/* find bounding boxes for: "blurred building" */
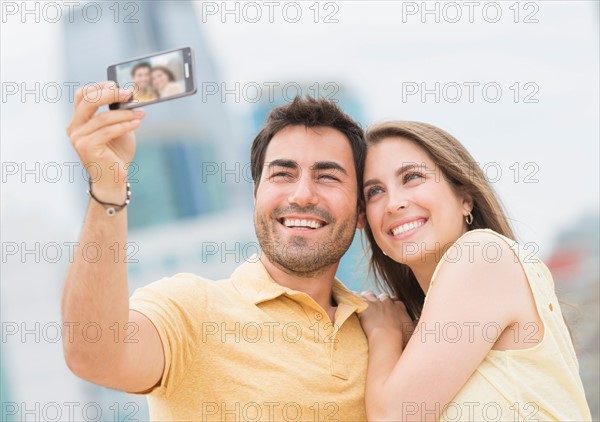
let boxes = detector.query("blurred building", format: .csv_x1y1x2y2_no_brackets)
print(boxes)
62,1,242,229
546,211,600,421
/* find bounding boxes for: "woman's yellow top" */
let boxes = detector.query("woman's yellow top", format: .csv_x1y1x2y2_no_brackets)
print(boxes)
426,228,592,421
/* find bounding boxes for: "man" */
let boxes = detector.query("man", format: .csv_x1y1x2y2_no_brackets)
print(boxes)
130,62,158,103
62,81,368,421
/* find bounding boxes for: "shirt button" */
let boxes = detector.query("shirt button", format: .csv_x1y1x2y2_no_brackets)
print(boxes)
315,312,322,320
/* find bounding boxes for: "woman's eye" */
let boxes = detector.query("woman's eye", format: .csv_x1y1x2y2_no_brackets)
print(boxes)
403,172,423,183
365,186,383,199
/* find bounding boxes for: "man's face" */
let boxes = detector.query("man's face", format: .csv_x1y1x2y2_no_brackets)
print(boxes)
132,67,151,89
254,125,362,277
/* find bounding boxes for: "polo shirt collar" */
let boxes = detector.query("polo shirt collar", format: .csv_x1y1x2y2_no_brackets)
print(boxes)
231,255,368,314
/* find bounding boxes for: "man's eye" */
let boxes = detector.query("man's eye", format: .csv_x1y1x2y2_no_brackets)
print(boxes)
318,174,339,182
271,171,294,180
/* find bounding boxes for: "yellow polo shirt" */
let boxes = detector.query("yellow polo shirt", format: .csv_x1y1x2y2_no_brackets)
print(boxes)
128,256,369,421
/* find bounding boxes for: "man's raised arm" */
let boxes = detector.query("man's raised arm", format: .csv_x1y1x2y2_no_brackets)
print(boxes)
61,81,163,393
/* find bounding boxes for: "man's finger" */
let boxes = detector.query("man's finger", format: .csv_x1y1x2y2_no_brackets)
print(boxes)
76,119,140,151
75,109,145,138
73,81,114,111
71,85,133,129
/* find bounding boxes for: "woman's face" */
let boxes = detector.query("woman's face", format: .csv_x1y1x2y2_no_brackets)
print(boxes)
363,137,472,267
151,69,168,91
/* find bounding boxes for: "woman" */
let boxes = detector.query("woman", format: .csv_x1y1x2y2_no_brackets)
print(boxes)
359,121,591,421
151,65,183,98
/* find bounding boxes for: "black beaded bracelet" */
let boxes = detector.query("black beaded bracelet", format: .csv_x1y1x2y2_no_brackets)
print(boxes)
87,181,131,216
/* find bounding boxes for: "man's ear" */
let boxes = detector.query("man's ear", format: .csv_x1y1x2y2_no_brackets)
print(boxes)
253,184,257,206
357,209,366,230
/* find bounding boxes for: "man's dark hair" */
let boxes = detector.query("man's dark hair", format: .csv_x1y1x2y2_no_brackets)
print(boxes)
131,62,151,77
250,96,365,203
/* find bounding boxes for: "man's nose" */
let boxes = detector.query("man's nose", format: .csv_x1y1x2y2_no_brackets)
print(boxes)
288,174,318,207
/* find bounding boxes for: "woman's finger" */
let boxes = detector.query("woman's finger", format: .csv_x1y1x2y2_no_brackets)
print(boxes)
378,292,391,302
360,291,378,302
395,300,408,313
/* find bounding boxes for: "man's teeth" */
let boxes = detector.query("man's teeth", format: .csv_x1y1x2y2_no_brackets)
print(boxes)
282,219,323,229
391,220,425,236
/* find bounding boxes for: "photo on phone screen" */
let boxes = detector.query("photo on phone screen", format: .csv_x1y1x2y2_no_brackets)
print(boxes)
107,46,196,110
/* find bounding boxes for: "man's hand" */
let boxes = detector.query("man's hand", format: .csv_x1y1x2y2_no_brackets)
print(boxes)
67,81,143,200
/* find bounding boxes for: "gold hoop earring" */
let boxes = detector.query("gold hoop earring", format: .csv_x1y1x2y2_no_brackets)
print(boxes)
465,212,474,225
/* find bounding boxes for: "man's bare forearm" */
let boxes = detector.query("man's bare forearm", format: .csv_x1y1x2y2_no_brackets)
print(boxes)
61,185,130,378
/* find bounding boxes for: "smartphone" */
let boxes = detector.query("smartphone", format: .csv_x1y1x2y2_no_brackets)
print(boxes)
107,46,196,110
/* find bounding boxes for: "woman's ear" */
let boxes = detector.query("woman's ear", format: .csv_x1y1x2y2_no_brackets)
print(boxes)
462,192,474,215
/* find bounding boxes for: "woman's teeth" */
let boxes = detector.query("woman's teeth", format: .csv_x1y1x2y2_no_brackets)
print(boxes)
391,219,425,236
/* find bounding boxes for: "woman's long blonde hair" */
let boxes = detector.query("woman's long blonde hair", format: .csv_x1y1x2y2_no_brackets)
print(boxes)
363,121,516,320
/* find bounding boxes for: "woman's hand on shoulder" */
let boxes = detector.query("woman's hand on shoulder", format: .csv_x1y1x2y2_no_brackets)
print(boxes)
359,291,414,346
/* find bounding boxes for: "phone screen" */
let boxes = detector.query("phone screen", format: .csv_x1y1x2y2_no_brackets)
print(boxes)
108,47,195,109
